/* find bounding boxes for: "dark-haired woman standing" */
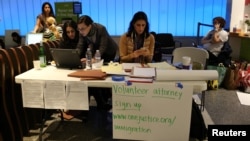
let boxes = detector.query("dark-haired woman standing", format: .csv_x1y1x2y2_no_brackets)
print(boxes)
33,2,56,33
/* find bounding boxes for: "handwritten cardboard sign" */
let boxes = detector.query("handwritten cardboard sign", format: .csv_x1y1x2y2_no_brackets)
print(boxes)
112,82,193,141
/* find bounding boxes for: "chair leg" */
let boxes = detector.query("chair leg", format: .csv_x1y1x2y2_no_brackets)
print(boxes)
200,91,205,111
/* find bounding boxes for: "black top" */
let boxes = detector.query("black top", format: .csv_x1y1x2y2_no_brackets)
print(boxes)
59,38,78,49
76,23,118,63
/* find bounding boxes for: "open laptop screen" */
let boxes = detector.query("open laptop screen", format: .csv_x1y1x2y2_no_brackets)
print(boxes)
25,33,43,45
50,48,82,69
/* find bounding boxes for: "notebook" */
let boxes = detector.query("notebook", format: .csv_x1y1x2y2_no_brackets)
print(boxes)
68,70,107,80
50,48,82,69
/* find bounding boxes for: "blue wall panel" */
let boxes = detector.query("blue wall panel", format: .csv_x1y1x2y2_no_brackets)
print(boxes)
149,0,159,32
89,0,99,21
176,0,186,35
106,0,116,34
159,0,169,32
0,0,227,36
123,0,134,33
115,0,124,35
185,0,196,36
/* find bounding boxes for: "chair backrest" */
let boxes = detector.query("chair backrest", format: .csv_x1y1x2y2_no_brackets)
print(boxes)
6,48,21,75
14,47,29,72
155,33,175,47
43,41,54,63
172,47,209,69
0,49,23,140
47,40,56,48
150,31,156,38
29,44,40,60
5,48,31,136
21,45,35,69
0,54,16,141
52,39,60,48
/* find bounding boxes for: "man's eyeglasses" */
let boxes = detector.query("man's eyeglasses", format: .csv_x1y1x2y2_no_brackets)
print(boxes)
78,26,88,31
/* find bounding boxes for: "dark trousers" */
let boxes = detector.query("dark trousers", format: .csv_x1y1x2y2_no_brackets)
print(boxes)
207,50,219,66
89,87,112,111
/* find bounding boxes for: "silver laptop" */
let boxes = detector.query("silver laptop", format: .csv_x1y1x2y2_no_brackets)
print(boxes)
25,33,43,45
50,48,82,69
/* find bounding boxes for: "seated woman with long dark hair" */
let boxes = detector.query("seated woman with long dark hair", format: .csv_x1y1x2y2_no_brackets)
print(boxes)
59,20,79,49
119,11,155,64
59,20,82,120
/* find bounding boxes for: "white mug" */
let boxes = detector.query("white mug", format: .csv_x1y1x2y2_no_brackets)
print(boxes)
182,56,191,69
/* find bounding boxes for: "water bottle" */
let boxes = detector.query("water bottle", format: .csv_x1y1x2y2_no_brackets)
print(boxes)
94,50,101,63
39,41,46,67
86,47,92,70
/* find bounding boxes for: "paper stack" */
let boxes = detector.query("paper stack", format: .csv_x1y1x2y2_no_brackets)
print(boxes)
128,67,156,83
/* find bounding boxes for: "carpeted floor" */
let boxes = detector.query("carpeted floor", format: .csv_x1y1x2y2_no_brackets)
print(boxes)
204,88,250,125
24,107,136,141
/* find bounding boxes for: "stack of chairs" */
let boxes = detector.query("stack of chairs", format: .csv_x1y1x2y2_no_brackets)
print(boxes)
0,39,60,141
0,53,16,141
0,49,24,141
52,39,60,48
43,41,54,63
48,39,60,48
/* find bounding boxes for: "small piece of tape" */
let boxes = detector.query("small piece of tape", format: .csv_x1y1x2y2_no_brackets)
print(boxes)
112,75,125,81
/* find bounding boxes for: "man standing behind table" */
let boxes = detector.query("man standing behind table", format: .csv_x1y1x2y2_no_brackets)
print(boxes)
76,15,117,112
76,15,118,64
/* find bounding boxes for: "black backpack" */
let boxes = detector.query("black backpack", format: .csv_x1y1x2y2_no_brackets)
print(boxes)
207,41,232,67
217,41,232,67
189,99,208,140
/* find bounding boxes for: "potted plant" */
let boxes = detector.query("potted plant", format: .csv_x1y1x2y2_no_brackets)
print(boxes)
245,19,250,26
244,19,250,33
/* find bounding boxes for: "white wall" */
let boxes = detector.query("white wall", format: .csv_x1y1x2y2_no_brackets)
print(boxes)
230,0,245,32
